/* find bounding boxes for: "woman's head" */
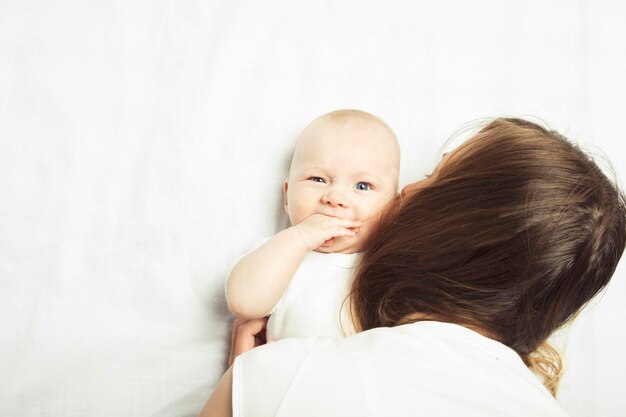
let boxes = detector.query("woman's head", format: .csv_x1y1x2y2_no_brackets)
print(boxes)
352,118,625,384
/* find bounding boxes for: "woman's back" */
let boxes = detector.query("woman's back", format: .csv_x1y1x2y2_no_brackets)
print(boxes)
234,321,568,417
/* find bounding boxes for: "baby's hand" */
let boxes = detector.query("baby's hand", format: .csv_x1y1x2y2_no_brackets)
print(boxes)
294,214,362,251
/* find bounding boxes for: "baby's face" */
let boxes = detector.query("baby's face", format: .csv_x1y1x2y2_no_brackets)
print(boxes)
285,119,399,253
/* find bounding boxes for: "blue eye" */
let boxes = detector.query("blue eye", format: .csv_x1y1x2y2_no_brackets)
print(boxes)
356,182,371,191
309,177,326,183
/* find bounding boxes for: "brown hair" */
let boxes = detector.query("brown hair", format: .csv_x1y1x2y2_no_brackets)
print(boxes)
351,118,626,396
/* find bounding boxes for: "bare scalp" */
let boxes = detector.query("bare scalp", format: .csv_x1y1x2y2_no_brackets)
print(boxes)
290,109,401,178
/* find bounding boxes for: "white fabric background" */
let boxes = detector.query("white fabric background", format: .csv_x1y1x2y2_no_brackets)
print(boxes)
1,1,624,416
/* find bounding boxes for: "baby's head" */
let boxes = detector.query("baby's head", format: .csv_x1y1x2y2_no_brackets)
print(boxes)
284,109,400,253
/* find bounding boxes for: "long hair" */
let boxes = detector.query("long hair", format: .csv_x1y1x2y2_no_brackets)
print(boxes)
351,118,626,396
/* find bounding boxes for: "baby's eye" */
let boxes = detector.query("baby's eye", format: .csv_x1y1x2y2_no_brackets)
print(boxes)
355,182,372,191
309,177,326,183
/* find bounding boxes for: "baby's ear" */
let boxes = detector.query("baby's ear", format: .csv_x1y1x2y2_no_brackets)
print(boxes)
283,180,289,212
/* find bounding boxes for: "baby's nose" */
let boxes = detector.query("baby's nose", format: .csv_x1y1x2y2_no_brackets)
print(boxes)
323,190,349,208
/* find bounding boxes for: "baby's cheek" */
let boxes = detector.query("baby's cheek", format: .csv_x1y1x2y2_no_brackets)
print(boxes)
355,220,376,243
289,202,313,225
358,208,386,235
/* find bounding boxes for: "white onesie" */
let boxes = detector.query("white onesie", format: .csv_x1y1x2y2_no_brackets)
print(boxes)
266,250,358,342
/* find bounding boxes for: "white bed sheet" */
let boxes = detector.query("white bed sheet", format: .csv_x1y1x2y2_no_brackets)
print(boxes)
1,1,625,416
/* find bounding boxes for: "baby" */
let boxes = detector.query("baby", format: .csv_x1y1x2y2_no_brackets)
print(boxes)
226,109,400,341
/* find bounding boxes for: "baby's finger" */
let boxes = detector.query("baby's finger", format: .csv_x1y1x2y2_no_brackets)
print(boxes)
331,226,357,238
329,218,362,228
228,318,247,366
229,318,268,366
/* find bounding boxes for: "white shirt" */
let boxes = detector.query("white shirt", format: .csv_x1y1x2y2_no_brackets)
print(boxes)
233,321,569,417
267,250,358,341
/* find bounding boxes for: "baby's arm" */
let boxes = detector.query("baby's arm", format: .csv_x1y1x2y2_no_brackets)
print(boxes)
226,214,361,319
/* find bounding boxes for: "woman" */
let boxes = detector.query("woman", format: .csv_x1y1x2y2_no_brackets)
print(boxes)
201,118,626,417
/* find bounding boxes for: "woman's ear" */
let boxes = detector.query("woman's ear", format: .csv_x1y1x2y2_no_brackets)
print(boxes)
283,180,289,212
